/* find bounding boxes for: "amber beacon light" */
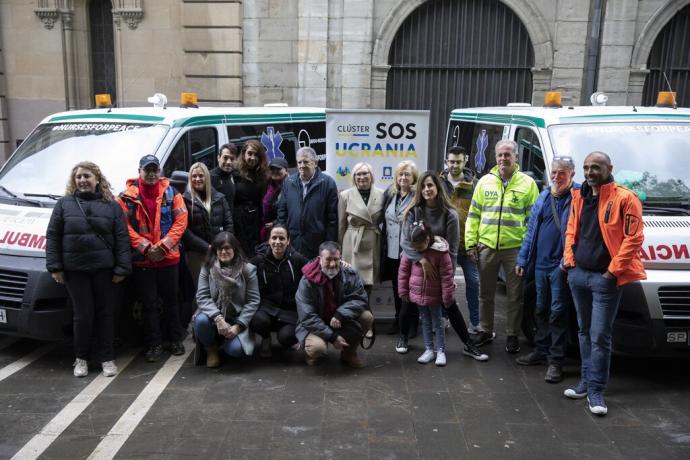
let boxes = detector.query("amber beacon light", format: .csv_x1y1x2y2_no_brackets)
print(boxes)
544,91,562,108
180,92,199,108
656,91,677,108
94,94,112,108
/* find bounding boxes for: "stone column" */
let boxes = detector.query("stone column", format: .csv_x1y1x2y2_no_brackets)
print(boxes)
548,0,591,105
596,0,640,105
59,5,78,110
0,34,9,159
370,64,390,109
339,0,375,108
297,0,329,106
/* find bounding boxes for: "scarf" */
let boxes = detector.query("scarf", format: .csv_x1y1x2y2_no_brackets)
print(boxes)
138,179,159,227
210,259,243,316
302,258,338,323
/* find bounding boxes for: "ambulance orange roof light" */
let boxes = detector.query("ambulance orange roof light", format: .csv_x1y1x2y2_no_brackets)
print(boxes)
544,91,562,108
94,94,112,108
180,92,199,108
656,91,677,108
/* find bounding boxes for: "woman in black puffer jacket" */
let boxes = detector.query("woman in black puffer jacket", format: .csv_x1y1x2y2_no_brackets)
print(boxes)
249,225,308,357
183,162,234,288
46,161,131,378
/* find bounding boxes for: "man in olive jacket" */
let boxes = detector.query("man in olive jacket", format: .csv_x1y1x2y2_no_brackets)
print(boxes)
295,241,373,368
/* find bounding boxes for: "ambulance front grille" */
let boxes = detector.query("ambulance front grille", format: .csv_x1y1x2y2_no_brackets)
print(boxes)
659,285,690,319
0,269,28,303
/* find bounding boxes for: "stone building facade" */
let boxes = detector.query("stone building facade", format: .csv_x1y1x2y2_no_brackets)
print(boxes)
1,0,689,160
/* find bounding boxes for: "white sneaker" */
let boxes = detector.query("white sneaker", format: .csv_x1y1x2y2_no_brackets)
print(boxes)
417,349,435,364
101,360,118,377
444,318,451,329
467,324,480,334
435,350,447,367
73,358,88,377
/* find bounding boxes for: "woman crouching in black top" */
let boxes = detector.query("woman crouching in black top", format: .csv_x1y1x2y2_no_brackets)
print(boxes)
250,224,308,357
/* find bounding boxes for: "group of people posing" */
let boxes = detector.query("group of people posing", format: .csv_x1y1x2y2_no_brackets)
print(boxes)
45,137,645,417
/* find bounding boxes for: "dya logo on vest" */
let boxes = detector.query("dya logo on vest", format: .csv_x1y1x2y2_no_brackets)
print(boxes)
484,190,499,200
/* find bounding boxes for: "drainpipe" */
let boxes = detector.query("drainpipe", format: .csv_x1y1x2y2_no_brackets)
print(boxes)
582,0,606,105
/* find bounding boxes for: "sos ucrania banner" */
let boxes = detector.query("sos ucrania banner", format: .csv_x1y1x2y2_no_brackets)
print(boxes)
325,109,430,190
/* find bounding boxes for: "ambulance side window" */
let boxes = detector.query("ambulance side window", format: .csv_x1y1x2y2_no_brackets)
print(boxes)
164,128,218,177
190,128,218,169
516,127,545,184
446,120,505,177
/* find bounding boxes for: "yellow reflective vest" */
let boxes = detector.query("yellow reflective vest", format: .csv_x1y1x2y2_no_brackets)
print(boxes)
465,164,539,251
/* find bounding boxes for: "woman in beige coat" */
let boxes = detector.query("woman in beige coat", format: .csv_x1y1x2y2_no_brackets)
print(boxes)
338,162,385,297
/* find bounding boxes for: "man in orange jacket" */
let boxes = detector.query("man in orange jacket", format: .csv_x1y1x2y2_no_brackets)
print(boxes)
562,151,645,416
118,155,188,362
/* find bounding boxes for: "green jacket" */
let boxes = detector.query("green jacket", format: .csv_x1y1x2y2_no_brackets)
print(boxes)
465,164,539,251
440,168,476,256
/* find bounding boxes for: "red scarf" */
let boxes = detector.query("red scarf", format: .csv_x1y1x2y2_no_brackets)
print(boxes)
302,259,338,323
138,179,159,227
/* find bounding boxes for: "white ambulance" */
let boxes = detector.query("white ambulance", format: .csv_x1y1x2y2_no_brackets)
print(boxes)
445,92,690,355
0,93,326,339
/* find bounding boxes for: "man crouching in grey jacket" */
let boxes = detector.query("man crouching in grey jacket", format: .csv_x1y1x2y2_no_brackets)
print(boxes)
296,241,374,368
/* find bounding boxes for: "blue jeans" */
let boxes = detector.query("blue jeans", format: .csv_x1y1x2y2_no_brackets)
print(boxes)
457,255,480,327
534,266,570,365
567,267,622,393
419,305,445,352
193,313,245,357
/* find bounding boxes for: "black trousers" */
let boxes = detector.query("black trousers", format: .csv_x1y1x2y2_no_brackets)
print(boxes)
64,269,117,362
133,264,181,347
385,257,403,319
250,309,297,347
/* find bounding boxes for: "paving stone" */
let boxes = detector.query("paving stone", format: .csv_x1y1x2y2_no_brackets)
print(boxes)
413,421,468,459
410,391,458,423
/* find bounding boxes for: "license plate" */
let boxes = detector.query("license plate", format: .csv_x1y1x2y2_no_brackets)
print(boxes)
0,308,6,324
666,331,688,343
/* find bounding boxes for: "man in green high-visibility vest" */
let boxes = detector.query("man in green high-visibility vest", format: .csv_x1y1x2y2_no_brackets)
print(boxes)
465,140,539,354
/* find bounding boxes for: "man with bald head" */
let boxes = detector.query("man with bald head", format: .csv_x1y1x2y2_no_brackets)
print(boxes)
562,151,645,416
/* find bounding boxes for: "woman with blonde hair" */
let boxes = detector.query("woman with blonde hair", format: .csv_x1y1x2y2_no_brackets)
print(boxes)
380,160,419,336
46,161,131,377
182,162,234,288
338,161,385,298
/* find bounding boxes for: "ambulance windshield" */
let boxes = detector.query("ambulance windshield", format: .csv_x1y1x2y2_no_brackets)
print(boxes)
0,122,169,199
548,122,690,205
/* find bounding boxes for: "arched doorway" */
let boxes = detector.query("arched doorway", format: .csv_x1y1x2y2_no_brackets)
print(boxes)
386,0,534,168
642,4,690,107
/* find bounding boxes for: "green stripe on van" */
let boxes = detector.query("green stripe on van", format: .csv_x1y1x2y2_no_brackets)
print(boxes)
559,113,690,122
172,113,326,128
450,112,546,128
49,113,165,122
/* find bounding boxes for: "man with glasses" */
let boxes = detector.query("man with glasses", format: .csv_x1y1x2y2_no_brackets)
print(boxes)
118,155,188,362
515,157,578,383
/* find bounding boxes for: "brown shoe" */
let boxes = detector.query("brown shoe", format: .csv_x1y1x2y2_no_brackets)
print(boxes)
206,345,220,368
340,351,365,369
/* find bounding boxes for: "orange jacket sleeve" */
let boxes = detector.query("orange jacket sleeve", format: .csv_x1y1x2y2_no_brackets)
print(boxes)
117,196,152,255
158,192,188,253
563,192,579,268
607,194,644,278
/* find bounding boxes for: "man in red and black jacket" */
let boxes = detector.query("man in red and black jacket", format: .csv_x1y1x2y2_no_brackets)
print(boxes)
118,155,188,362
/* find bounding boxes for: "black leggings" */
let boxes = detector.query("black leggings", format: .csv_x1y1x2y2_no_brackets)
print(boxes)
399,301,418,336
446,301,471,345
250,309,297,347
64,269,117,361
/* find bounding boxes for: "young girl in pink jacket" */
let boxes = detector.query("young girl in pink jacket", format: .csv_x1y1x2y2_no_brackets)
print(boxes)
398,222,455,366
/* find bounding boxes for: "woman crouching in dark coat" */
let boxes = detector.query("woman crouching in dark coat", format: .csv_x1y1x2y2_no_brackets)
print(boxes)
46,161,132,378
250,225,308,357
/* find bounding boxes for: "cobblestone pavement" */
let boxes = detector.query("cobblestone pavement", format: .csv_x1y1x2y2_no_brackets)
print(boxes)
1,295,689,459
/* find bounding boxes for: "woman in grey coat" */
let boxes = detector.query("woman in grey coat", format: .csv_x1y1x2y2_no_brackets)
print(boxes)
193,231,259,367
